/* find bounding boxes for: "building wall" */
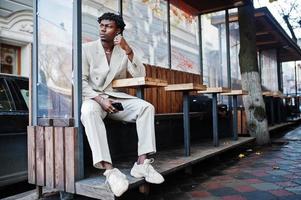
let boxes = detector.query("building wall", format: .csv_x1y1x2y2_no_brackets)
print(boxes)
0,0,33,77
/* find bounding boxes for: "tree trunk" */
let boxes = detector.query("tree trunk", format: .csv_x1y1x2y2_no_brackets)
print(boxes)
238,3,270,145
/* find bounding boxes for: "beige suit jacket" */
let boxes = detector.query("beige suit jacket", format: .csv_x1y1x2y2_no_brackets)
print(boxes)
82,39,145,100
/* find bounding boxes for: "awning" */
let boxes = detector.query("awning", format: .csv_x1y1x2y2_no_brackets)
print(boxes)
170,0,251,15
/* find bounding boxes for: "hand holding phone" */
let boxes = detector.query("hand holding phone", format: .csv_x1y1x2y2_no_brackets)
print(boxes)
112,102,124,111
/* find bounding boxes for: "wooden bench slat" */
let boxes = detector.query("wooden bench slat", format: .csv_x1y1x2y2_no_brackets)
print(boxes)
65,127,76,193
165,83,206,91
112,77,168,88
197,87,230,94
36,126,45,186
221,89,248,96
27,126,36,184
55,127,65,190
45,127,55,188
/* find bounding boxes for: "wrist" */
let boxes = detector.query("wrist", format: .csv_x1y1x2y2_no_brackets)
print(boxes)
125,48,133,55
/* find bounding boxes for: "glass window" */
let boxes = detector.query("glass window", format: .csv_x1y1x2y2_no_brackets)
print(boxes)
170,4,200,74
82,0,118,43
282,61,297,95
0,44,20,75
123,0,168,67
201,11,227,86
12,79,29,111
37,0,73,118
229,21,241,89
0,79,13,111
260,49,278,91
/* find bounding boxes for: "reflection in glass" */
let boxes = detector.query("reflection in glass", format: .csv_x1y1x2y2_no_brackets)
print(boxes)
229,21,241,89
82,0,118,43
202,11,227,87
37,0,73,118
260,49,278,92
123,0,168,67
170,4,200,74
282,62,297,95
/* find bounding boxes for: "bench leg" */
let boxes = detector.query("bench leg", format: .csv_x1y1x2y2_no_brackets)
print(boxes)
36,186,42,198
139,183,150,195
270,97,274,125
212,93,219,147
136,87,144,99
233,95,238,141
183,91,190,156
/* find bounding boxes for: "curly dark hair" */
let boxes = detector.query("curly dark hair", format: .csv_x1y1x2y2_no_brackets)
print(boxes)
97,12,126,33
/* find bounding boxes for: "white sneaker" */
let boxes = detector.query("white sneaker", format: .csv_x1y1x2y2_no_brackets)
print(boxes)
103,168,129,197
130,158,164,184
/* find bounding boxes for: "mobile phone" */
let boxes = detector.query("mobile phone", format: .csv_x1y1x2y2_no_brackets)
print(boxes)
112,102,124,111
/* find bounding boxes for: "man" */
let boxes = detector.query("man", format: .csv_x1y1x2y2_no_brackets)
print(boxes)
81,12,164,197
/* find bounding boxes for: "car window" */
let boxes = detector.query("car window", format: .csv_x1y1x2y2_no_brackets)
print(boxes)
0,79,13,111
9,79,29,111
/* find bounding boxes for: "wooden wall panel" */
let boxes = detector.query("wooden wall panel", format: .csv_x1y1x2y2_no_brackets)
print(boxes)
45,127,55,188
55,127,65,190
36,126,45,186
65,127,76,193
27,126,36,184
127,64,204,113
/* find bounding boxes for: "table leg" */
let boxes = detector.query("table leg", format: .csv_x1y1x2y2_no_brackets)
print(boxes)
270,97,274,125
183,91,190,156
232,95,238,141
136,87,144,99
212,93,219,147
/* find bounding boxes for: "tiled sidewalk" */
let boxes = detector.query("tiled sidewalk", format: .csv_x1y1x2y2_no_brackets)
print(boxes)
144,127,301,200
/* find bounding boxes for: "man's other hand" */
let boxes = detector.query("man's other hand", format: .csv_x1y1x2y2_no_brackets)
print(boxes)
93,96,118,114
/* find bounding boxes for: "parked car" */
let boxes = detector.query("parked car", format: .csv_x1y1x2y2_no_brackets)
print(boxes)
0,73,29,187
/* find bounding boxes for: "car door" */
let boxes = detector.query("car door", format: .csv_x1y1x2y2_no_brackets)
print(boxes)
0,76,29,186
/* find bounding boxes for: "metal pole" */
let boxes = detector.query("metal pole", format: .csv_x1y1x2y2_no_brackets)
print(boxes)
32,0,38,126
225,10,232,109
183,91,190,156
167,0,171,69
73,0,84,180
212,93,219,146
118,0,122,16
198,15,203,77
232,95,238,140
295,61,297,96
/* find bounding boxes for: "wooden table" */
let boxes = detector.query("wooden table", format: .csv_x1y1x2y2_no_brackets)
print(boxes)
112,77,168,99
222,90,248,140
198,87,231,147
165,83,207,156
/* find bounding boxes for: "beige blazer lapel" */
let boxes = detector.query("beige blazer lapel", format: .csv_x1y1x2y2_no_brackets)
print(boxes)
102,45,123,89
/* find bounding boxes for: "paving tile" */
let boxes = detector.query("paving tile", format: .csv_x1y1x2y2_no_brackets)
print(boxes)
234,185,256,193
251,182,281,191
269,189,294,197
292,178,301,185
277,194,301,200
275,181,299,188
286,186,301,194
189,191,211,198
221,195,247,200
233,172,256,180
208,187,239,197
243,178,263,184
242,191,277,200
266,170,290,176
259,175,289,183
202,182,223,190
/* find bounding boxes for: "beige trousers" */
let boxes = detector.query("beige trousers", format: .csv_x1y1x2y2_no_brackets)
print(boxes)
81,98,156,169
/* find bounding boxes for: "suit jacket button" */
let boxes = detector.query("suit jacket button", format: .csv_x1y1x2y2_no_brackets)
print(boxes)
96,77,99,80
